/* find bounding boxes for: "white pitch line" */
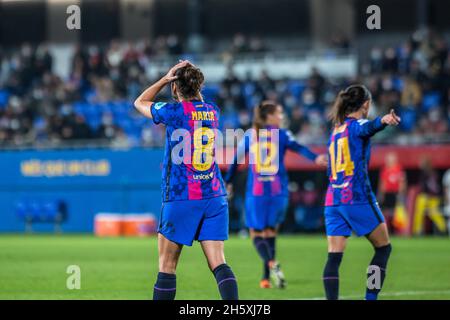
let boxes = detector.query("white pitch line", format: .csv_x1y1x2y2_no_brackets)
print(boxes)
296,289,450,300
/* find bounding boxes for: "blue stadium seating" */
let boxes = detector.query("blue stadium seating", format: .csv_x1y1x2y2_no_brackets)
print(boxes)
0,89,9,108
64,81,446,142
398,106,418,132
15,199,67,232
287,80,306,98
422,92,441,111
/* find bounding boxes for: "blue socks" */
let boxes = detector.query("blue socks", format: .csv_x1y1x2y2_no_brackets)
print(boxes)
365,244,392,300
154,264,239,301
265,237,276,280
323,252,343,300
213,264,239,300
323,244,392,301
253,236,272,280
266,236,276,260
153,272,176,300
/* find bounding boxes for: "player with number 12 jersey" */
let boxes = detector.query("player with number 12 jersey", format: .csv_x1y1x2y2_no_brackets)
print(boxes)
225,101,327,289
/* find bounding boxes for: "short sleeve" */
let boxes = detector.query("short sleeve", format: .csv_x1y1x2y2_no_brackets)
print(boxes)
150,102,182,126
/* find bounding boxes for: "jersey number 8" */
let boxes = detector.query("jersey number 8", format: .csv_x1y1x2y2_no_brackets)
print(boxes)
192,127,215,171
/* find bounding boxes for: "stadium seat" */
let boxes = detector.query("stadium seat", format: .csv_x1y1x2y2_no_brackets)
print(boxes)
202,85,220,102
99,102,113,113
0,89,10,108
398,106,417,132
86,116,102,130
32,116,47,130
15,200,68,233
29,201,42,221
422,92,441,111
15,201,29,220
392,77,404,91
42,201,58,221
287,81,306,98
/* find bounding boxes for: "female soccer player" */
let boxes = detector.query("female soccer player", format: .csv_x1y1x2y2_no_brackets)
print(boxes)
225,101,327,289
134,60,238,300
323,84,401,300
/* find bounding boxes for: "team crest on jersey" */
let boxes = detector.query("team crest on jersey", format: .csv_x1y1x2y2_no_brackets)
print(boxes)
153,102,166,110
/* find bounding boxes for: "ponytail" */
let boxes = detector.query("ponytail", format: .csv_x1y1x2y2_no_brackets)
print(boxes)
329,84,372,125
329,90,348,126
253,101,279,136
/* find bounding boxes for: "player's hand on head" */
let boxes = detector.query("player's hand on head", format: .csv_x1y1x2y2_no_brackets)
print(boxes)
315,154,328,167
381,109,401,126
164,60,190,82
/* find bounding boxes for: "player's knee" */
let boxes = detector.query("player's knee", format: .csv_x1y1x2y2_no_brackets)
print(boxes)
250,229,263,238
159,255,178,274
264,227,277,237
328,242,346,252
372,236,391,248
207,257,226,271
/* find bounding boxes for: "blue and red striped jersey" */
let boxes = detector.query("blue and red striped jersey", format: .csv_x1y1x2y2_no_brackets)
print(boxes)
151,100,227,202
325,117,387,206
225,127,317,197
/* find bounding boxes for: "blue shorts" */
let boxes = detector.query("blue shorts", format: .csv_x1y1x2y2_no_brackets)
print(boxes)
324,202,385,237
158,196,229,246
245,196,288,230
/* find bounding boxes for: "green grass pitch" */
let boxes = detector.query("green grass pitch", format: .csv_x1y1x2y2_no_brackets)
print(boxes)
1,234,450,300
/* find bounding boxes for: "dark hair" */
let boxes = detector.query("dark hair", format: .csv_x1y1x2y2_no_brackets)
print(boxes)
329,84,372,125
253,100,279,133
173,65,204,99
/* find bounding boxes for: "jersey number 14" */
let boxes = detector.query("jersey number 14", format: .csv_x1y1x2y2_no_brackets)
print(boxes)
329,136,355,180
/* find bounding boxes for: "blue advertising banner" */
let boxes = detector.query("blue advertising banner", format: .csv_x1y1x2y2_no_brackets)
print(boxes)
0,148,165,232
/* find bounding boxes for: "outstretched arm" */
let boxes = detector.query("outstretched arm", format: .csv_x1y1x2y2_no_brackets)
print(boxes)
285,130,327,166
224,137,249,184
133,60,189,119
356,109,401,138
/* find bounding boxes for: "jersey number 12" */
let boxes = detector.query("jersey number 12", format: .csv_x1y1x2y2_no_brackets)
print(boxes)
250,141,278,175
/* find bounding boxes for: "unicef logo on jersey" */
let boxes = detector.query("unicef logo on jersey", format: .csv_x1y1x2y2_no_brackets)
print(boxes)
154,102,166,110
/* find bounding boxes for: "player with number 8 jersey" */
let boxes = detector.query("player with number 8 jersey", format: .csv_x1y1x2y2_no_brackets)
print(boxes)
134,60,238,301
152,100,226,202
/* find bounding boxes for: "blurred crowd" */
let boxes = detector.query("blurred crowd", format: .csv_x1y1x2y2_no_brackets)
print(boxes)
0,29,449,148
218,29,450,145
